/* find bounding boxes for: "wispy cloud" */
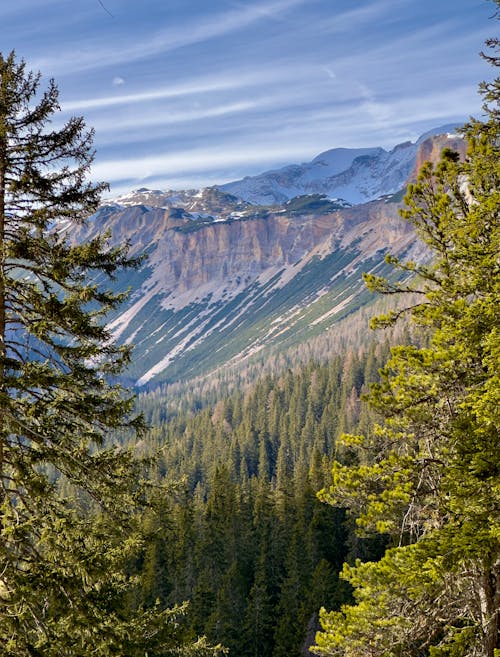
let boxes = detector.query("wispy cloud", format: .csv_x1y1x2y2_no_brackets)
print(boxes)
92,79,478,191
4,0,490,191
93,100,261,140
92,140,315,189
319,0,412,35
61,66,296,112
33,0,309,76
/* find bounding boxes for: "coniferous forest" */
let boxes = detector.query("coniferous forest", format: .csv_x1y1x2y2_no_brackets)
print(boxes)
130,346,391,657
0,4,499,657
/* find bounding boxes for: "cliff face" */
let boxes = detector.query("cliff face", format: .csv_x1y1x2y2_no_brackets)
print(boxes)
410,133,467,180
74,129,463,386
149,213,339,295
84,193,411,305
76,193,413,386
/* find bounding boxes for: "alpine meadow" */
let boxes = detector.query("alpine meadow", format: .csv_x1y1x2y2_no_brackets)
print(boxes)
0,3,499,657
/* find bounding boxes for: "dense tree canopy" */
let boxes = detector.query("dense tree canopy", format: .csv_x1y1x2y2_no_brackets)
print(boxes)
314,16,500,657
129,348,390,657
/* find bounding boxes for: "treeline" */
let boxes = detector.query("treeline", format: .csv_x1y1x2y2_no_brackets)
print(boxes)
136,294,414,425
129,342,392,657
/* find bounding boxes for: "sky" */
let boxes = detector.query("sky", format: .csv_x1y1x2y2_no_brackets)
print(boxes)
1,0,497,196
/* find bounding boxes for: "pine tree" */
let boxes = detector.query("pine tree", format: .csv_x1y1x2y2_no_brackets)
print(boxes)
0,51,218,657
314,21,500,657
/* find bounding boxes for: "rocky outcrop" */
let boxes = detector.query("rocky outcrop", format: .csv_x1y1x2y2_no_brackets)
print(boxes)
410,133,467,181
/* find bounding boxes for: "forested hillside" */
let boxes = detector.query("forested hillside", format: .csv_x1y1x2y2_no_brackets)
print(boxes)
129,344,392,657
314,31,500,656
126,19,500,656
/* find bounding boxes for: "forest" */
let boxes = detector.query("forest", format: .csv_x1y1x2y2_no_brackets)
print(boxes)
0,4,499,657
130,345,391,657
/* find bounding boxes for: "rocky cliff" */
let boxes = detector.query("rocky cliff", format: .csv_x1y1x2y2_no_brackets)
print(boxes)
75,192,412,386
77,128,464,386
409,132,467,180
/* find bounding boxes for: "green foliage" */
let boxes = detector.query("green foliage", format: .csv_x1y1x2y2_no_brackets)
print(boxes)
0,51,221,656
316,540,484,657
128,346,390,657
284,194,347,215
315,21,500,657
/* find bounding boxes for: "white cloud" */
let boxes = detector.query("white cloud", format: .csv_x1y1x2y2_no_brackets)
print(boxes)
91,141,319,184
61,66,299,112
32,0,309,76
319,0,412,35
89,78,477,192
92,100,261,140
322,66,336,80
17,0,486,194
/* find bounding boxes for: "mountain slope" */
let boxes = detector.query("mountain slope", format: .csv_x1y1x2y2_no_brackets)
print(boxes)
218,124,462,205
76,128,465,387
75,193,413,387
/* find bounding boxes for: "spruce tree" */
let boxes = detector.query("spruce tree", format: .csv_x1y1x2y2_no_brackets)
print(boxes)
0,51,218,657
314,15,500,657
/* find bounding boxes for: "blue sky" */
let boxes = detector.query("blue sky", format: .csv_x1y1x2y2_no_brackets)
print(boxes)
1,0,496,195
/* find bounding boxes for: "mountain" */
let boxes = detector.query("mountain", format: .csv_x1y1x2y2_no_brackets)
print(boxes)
78,193,409,387
218,124,463,205
78,128,464,388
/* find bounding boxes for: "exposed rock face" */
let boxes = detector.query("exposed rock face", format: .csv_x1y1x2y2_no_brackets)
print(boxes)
84,193,411,305
151,213,336,295
409,133,467,180
75,193,414,386
72,126,464,386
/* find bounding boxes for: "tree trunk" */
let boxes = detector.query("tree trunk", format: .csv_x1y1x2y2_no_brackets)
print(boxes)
482,561,500,657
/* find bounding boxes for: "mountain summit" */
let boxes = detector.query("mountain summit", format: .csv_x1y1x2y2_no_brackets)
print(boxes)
217,124,462,205
85,127,465,387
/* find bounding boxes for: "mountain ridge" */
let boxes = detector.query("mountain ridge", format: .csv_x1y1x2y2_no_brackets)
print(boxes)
217,124,462,205
82,127,465,387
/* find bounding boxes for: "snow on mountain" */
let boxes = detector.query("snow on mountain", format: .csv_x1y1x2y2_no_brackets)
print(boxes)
77,193,415,387
416,123,462,144
103,186,252,224
104,125,464,212
73,125,466,386
110,187,200,209
218,125,462,206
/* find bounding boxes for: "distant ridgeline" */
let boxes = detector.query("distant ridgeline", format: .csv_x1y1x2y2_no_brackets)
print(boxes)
72,127,464,390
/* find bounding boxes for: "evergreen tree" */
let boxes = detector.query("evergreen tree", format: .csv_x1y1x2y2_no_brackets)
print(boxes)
0,51,217,656
314,19,500,657
243,554,275,657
